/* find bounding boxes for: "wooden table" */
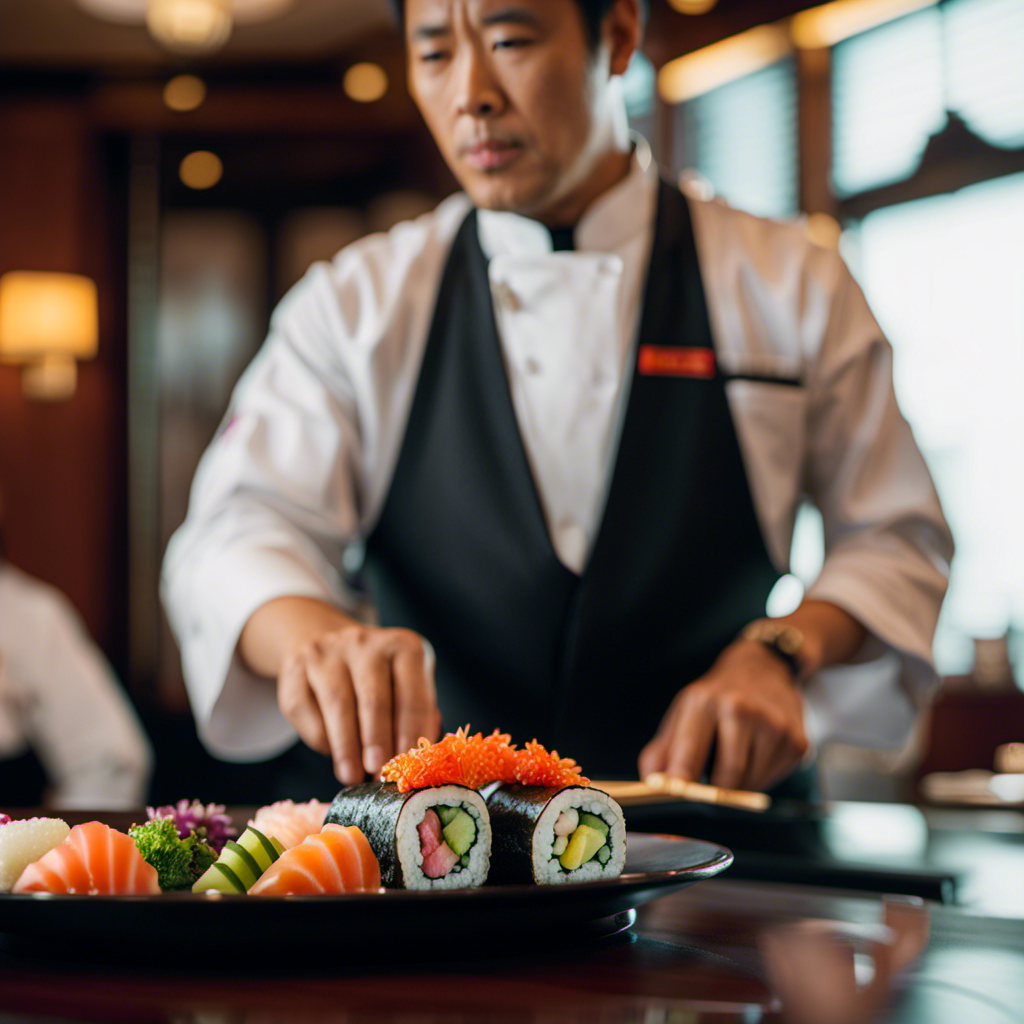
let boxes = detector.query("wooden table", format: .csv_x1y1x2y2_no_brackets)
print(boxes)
3,809,1023,1023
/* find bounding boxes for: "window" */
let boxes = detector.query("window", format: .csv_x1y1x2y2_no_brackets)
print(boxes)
673,60,798,219
839,174,1024,674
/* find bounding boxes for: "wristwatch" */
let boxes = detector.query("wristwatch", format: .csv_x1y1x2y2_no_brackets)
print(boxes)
740,620,806,681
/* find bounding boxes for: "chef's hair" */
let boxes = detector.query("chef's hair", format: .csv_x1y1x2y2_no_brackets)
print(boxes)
392,0,648,49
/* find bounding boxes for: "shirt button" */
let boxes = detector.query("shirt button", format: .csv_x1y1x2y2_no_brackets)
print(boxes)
524,357,541,375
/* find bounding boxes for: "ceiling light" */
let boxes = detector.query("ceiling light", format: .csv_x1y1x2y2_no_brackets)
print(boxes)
147,0,231,53
791,0,938,50
163,74,208,111
179,150,224,189
75,0,295,54
667,0,718,13
658,25,792,104
343,63,389,103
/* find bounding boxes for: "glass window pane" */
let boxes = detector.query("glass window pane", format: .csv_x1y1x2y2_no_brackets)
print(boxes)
831,9,945,197
840,173,1024,676
947,0,1024,148
674,60,798,219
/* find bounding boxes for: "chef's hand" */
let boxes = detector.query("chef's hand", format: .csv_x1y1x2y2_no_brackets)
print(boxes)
240,596,441,785
638,640,808,792
638,602,867,792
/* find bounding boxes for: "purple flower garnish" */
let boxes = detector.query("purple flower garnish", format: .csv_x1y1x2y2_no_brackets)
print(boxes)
0,813,11,826
147,799,236,853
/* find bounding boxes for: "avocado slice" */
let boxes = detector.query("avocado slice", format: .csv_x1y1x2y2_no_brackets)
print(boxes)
441,809,477,855
577,811,609,838
559,824,606,870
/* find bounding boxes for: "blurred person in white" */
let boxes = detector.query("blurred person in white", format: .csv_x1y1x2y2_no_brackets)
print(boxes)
0,482,152,808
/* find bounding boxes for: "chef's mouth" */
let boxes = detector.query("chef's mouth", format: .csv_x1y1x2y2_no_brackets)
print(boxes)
461,139,523,172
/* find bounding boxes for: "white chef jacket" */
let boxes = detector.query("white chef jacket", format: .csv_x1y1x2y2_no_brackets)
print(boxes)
0,563,152,808
162,144,953,765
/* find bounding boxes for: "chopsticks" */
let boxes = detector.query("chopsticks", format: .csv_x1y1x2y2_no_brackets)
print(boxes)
601,773,771,812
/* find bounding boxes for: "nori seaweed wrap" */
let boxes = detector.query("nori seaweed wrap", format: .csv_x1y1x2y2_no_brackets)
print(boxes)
486,783,626,884
326,781,491,889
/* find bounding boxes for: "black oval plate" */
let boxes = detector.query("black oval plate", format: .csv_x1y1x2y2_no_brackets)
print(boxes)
0,833,731,962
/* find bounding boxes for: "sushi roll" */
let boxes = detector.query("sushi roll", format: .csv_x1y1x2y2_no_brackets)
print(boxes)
325,781,490,890
486,782,626,884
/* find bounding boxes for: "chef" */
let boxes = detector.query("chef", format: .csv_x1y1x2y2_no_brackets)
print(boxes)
162,0,952,791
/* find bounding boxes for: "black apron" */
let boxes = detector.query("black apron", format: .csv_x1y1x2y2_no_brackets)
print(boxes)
363,180,781,779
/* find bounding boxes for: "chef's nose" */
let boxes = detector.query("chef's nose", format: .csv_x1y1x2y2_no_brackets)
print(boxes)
454,45,504,118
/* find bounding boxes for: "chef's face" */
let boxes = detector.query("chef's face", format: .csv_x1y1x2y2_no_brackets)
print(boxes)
405,0,639,225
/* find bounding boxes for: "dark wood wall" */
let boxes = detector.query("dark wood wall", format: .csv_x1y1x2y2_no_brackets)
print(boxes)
0,99,126,658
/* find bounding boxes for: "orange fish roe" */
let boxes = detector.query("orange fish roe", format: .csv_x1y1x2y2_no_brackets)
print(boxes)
380,727,516,793
513,740,590,788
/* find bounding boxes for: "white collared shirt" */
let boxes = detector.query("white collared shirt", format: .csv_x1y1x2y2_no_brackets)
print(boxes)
477,143,656,570
0,563,152,808
162,153,952,764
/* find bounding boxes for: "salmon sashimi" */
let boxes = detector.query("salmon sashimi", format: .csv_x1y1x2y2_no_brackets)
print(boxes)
249,824,381,895
12,821,160,895
249,799,330,850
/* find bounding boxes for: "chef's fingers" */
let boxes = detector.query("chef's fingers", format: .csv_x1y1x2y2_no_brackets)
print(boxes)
277,653,331,757
348,642,395,777
638,695,684,779
709,707,753,790
391,633,438,754
304,642,363,784
747,718,804,792
637,730,670,780
665,690,718,782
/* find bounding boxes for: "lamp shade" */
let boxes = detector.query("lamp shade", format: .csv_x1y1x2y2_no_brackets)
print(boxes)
0,271,99,362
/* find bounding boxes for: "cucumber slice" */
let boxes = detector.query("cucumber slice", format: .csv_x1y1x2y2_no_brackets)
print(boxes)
577,812,609,838
442,810,477,856
596,844,611,865
193,860,246,894
237,827,280,872
223,840,261,887
459,853,470,867
435,805,459,827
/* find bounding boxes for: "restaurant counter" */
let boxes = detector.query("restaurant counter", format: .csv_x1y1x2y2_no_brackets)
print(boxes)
2,802,1023,1024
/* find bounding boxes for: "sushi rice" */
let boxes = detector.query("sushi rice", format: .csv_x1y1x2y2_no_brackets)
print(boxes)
531,788,626,884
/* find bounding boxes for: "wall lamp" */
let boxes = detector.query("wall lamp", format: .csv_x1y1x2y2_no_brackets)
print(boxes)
0,272,99,401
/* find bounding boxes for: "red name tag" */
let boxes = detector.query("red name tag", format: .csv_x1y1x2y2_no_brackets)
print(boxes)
637,346,716,379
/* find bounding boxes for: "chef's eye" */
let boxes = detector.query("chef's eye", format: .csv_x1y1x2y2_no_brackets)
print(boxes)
493,37,533,50
418,48,450,63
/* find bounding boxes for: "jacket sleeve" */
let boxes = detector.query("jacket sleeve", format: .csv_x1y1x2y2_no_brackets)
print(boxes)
800,251,953,751
686,189,953,753
161,198,468,760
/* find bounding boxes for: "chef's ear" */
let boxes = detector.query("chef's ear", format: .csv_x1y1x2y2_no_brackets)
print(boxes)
603,0,643,78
